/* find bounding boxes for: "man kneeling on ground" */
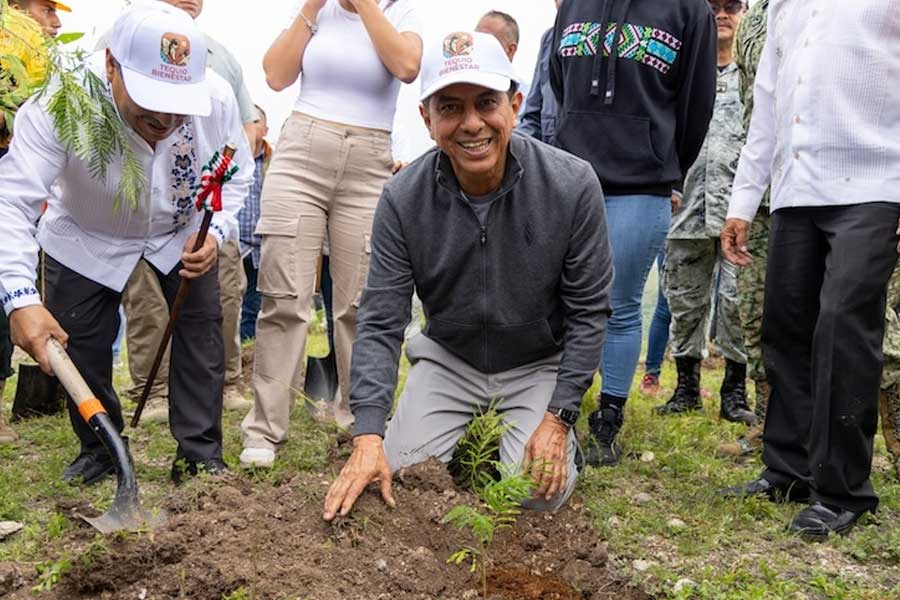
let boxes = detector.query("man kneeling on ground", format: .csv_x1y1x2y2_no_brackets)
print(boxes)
324,31,613,520
0,3,252,484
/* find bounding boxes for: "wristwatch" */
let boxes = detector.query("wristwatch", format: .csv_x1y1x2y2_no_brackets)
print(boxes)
551,407,579,428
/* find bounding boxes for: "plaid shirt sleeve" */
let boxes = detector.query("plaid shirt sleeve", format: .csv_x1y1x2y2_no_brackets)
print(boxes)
237,155,264,267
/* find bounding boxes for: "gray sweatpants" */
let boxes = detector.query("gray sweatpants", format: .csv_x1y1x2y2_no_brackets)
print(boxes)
384,334,578,511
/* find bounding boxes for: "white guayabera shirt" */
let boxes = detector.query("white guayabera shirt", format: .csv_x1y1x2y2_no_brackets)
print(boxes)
726,0,900,222
0,53,253,315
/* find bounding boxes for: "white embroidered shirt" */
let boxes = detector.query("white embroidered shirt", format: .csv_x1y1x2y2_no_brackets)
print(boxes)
0,54,253,314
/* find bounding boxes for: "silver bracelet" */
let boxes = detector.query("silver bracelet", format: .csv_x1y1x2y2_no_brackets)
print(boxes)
298,10,318,35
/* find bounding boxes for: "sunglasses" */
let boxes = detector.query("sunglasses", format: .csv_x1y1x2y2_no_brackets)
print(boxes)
709,0,745,15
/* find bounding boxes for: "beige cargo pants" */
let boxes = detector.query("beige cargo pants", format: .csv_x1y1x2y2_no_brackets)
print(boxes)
242,112,394,449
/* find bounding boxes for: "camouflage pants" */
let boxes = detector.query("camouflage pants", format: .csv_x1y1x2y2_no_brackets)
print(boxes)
881,263,900,389
665,238,747,363
737,212,769,387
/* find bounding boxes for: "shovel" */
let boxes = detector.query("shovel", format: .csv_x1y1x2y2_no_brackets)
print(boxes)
46,338,167,534
303,253,339,407
11,363,64,420
304,350,338,405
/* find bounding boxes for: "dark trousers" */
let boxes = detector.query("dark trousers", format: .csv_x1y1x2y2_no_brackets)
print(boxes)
0,309,12,380
761,203,900,512
43,254,225,461
240,255,261,340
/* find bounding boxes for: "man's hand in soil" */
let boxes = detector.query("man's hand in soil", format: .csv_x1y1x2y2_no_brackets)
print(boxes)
9,305,69,376
323,434,396,521
523,413,569,501
179,233,218,279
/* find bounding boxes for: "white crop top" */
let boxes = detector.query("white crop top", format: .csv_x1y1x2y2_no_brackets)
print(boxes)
289,0,421,131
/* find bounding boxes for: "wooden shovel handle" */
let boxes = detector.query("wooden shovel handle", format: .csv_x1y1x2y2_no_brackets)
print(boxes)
46,338,106,422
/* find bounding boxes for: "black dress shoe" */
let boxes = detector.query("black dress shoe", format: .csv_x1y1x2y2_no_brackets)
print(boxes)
61,451,115,485
718,476,810,503
171,457,229,484
788,502,866,540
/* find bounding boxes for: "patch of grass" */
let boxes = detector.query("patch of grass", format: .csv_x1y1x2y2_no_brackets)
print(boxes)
3,321,900,598
577,353,900,598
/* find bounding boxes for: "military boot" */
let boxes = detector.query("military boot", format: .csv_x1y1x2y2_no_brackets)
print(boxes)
880,384,900,479
655,357,701,415
719,360,758,426
585,405,624,467
0,379,17,445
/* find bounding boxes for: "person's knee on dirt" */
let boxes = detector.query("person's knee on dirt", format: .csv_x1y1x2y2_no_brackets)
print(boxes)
323,31,612,521
0,4,253,484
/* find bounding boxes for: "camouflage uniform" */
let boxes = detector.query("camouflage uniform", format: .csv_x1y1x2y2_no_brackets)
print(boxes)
733,0,770,411
665,63,747,364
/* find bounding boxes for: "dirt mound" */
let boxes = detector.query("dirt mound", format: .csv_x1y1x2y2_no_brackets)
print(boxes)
12,460,650,600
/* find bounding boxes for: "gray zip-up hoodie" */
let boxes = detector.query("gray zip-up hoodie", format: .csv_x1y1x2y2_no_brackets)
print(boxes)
350,133,614,437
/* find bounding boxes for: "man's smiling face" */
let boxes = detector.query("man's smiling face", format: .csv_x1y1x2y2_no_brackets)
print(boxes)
420,82,521,196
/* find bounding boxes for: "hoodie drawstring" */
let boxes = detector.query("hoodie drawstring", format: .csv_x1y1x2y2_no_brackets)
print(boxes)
590,0,614,97
604,0,631,105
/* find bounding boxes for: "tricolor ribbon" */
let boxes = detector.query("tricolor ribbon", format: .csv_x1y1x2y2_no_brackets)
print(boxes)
194,150,239,212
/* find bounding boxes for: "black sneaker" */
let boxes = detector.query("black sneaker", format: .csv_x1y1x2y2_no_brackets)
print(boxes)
171,457,229,484
61,451,116,485
585,407,623,467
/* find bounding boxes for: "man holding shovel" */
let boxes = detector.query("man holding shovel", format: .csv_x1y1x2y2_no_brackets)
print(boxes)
0,3,252,484
325,32,613,519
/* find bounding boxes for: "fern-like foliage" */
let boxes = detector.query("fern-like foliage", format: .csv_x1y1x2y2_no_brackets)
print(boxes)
1,0,144,210
448,398,511,495
443,404,537,598
41,49,145,211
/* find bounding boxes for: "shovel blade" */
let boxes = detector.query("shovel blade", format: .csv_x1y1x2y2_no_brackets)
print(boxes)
303,352,338,404
79,505,168,534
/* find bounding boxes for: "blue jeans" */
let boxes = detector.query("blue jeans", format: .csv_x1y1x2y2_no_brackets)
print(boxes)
645,251,671,376
240,255,261,340
601,195,671,398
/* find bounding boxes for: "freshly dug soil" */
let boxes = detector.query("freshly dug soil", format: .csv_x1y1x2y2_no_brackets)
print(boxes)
8,460,650,600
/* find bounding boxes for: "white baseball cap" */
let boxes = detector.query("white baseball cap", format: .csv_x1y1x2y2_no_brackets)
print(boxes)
109,3,210,116
419,31,519,101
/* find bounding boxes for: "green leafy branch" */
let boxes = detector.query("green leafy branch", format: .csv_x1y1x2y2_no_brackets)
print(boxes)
443,401,538,598
1,0,144,210
448,398,511,495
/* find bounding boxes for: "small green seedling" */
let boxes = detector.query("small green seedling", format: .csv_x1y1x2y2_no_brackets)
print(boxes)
443,401,537,598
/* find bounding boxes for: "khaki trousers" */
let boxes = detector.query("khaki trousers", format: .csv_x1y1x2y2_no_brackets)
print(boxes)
242,112,393,449
122,242,246,400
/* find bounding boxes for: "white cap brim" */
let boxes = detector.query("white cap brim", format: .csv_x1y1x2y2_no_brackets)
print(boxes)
121,65,211,117
420,71,513,102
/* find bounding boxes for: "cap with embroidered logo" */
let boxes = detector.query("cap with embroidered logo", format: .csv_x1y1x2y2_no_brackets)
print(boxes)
420,30,519,101
108,3,210,116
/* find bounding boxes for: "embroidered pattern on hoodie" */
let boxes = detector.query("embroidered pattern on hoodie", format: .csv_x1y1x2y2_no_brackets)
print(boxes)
169,121,199,233
559,22,683,74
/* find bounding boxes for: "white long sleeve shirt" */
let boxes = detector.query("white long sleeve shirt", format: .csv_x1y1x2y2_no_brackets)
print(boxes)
0,54,253,315
726,1,900,222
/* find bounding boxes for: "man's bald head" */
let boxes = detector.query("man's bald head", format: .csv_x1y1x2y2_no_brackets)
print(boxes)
475,10,519,62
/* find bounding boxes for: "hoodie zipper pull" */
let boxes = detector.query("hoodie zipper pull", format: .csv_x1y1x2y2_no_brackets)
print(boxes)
480,226,487,245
